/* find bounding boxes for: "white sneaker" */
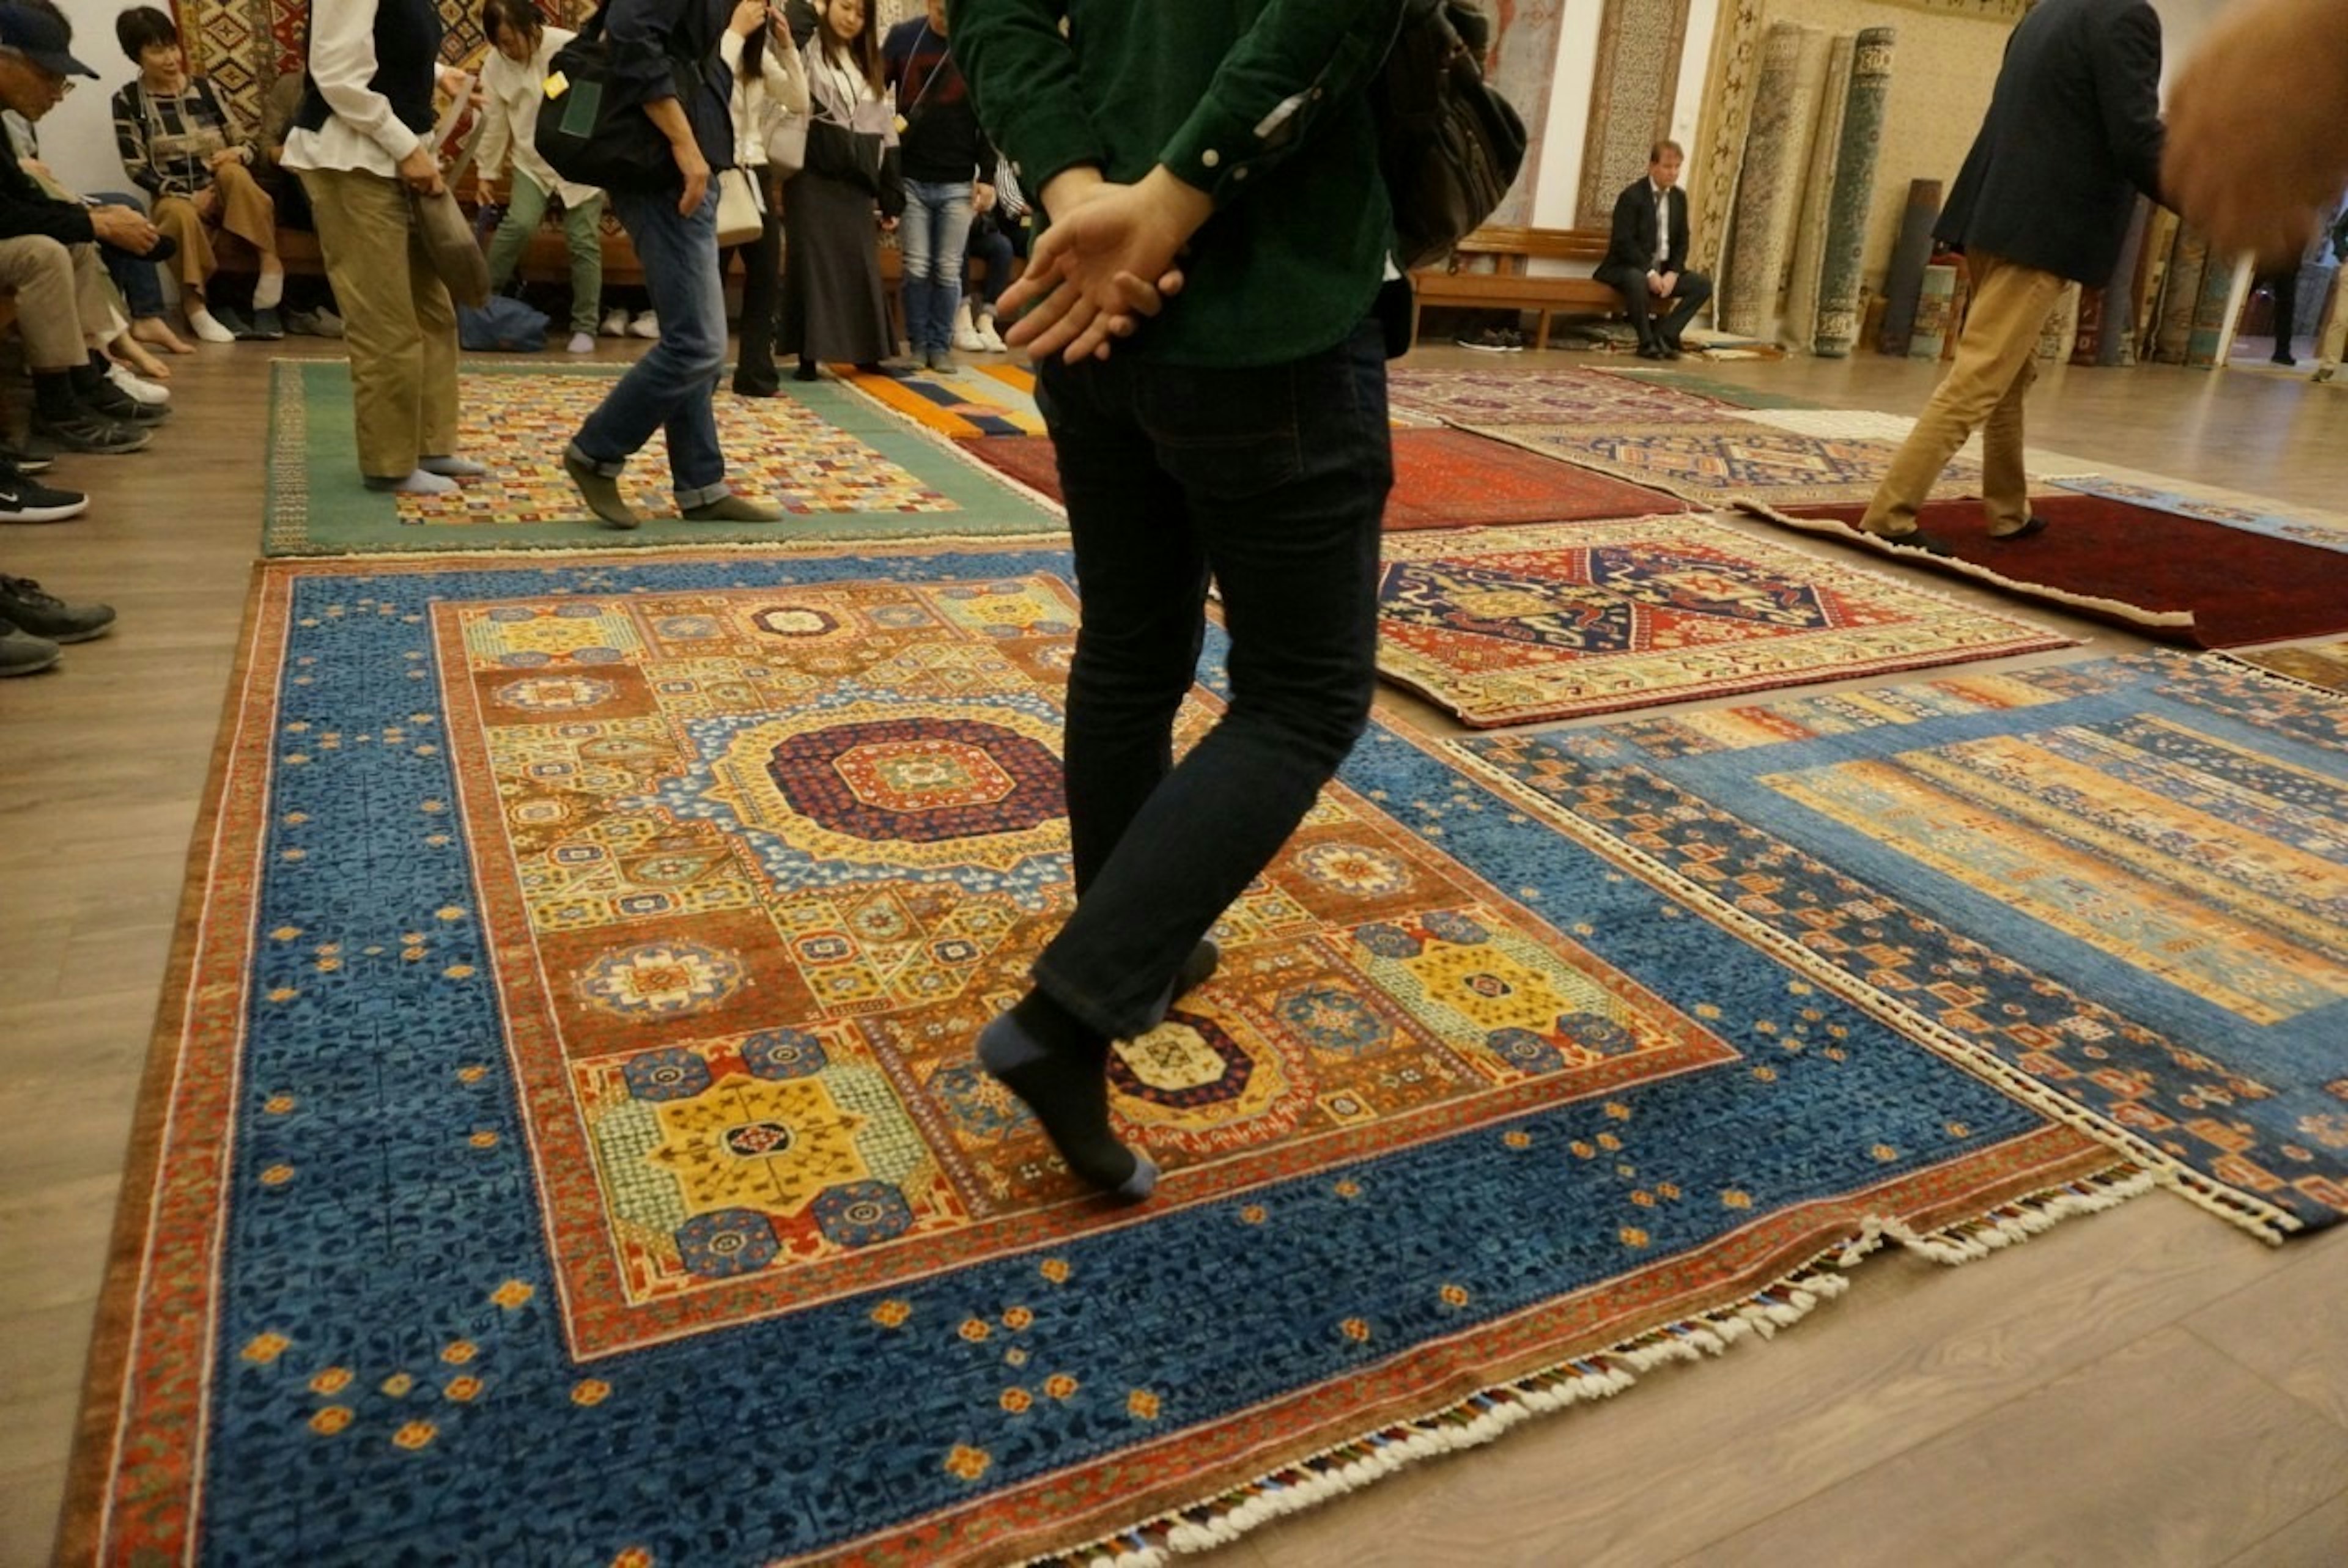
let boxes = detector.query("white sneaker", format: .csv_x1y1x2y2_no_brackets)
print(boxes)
567,331,596,355
951,300,983,352
975,312,1006,353
601,307,632,337
106,363,171,405
629,311,660,339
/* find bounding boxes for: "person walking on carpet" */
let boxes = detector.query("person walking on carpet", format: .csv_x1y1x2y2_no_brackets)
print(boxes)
954,0,1410,1198
1858,0,2165,554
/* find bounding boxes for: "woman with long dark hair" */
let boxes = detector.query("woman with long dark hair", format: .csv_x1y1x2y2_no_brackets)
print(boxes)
775,0,901,380
719,0,807,395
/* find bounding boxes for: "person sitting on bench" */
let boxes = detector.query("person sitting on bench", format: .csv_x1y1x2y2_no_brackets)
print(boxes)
1593,139,1711,359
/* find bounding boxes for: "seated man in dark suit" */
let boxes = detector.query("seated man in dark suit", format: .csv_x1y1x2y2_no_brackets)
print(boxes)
1594,139,1710,359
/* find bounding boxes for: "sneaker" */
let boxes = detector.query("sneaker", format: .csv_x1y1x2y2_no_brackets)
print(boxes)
0,467,89,523
249,307,286,340
283,307,322,336
0,575,114,639
629,310,660,339
601,306,632,337
212,304,255,339
311,307,346,339
567,331,596,355
563,443,641,529
0,623,60,675
81,381,170,424
31,409,150,454
106,363,171,406
2315,363,2338,384
682,492,784,523
924,344,957,374
974,313,1006,353
1,440,56,475
1455,326,1522,352
951,301,984,352
2272,350,2298,366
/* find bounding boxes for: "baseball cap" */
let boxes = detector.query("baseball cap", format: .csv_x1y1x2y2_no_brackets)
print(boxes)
0,4,97,79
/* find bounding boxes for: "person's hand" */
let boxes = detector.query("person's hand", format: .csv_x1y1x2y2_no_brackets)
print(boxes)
207,148,243,172
20,156,49,181
397,142,445,196
730,0,767,36
1656,270,1678,298
879,213,898,232
673,143,710,216
2163,0,2348,264
973,180,996,216
436,66,471,101
1000,169,1205,363
194,185,222,221
89,204,161,253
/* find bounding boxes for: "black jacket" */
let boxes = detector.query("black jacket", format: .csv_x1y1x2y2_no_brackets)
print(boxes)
1603,179,1686,276
1936,0,2165,284
0,133,93,246
604,0,736,177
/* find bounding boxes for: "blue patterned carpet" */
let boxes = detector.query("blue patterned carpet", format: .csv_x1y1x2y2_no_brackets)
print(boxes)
72,550,2132,1567
1463,651,2348,1239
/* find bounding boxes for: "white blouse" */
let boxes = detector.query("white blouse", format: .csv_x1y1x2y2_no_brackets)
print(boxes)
478,29,602,205
720,27,810,169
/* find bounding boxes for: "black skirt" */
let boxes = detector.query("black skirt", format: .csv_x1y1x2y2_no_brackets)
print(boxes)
777,169,894,365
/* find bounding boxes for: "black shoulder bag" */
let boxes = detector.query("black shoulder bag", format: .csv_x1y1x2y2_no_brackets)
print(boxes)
1375,0,1528,269
536,2,711,191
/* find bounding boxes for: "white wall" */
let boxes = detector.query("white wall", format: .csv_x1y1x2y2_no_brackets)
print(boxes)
39,1,141,199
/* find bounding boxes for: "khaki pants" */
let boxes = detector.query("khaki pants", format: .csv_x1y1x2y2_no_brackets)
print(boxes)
151,160,278,297
0,234,116,370
1861,250,2067,538
298,165,458,482
2317,273,2347,374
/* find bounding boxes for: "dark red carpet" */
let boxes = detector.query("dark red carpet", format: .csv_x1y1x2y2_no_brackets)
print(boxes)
956,430,1686,532
1763,495,2348,647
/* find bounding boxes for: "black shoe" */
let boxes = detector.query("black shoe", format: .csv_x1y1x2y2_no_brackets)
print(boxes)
213,304,255,339
731,369,780,398
31,409,150,454
1876,527,1954,557
249,307,286,340
82,383,170,424
0,441,55,475
1660,342,1685,359
0,468,89,523
792,361,820,383
1636,342,1667,360
2271,352,2298,367
0,622,61,675
1989,514,2049,541
0,574,113,639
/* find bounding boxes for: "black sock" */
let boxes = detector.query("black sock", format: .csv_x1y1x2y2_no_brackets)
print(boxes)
68,361,104,399
977,990,1156,1199
33,371,79,421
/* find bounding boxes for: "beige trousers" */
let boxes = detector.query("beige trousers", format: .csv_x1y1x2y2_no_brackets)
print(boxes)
0,234,117,370
151,160,279,296
2317,272,2347,374
1861,250,2067,538
298,166,458,481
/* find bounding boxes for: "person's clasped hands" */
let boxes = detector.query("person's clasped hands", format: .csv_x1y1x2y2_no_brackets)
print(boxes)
996,165,1211,363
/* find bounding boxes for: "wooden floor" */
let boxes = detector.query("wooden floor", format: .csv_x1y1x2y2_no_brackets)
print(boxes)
2,341,2342,1567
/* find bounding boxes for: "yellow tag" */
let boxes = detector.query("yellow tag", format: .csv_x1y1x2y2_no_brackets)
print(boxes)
893,114,908,134
544,71,569,98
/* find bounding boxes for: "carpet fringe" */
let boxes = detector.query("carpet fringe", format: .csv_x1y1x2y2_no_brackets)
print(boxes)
1733,500,2201,631
1438,741,2302,1247
2207,647,2348,701
1027,1164,2147,1568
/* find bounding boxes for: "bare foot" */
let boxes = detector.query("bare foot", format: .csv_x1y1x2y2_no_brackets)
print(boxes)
111,336,171,381
131,317,196,355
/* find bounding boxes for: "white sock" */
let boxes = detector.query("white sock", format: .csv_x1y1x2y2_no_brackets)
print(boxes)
188,308,234,344
419,454,487,477
364,468,459,495
253,267,286,311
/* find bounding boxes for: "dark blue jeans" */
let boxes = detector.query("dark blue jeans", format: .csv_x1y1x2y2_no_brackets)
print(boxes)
1031,320,1392,1039
90,191,165,320
572,185,730,506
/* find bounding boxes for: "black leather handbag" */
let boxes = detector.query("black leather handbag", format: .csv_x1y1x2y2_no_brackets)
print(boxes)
1375,0,1529,268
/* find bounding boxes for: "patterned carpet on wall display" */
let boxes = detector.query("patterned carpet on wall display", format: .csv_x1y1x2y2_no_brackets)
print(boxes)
265,363,1063,554
1375,519,2075,726
1460,650,2348,1243
954,431,1688,532
64,547,2158,1566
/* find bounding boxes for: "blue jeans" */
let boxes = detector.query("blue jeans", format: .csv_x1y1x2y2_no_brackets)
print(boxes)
570,185,730,506
90,190,165,320
899,179,973,353
963,216,1014,311
1030,320,1393,1039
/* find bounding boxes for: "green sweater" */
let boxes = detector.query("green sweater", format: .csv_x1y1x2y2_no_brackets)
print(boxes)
949,0,1403,368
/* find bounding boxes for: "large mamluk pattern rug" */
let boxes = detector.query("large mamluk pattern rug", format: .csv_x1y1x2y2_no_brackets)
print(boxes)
955,430,1686,531
1462,420,1985,507
65,548,2139,1566
1376,519,2075,726
1459,650,2348,1242
266,361,1062,555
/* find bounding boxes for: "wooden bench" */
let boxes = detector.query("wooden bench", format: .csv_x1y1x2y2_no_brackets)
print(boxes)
1409,225,1679,350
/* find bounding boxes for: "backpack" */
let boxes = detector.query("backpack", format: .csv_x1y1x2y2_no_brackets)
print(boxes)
458,293,551,352
1375,0,1527,269
536,3,711,190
